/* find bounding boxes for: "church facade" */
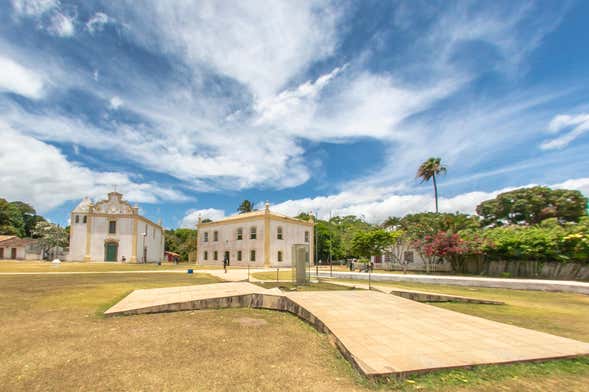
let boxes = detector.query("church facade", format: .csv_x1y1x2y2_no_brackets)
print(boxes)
197,203,314,267
68,192,164,263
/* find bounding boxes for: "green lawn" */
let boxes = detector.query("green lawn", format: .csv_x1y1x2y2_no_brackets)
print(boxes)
1,271,588,391
252,270,293,281
0,260,229,273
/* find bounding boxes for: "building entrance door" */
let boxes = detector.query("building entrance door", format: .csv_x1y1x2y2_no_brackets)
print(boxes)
11,248,17,259
105,242,118,261
0,248,3,259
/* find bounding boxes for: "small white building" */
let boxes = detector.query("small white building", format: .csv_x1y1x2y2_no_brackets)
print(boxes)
371,247,452,272
197,203,314,267
68,192,164,263
0,236,41,260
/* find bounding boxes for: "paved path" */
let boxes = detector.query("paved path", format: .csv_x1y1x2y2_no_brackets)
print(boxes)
0,268,273,280
312,271,589,294
104,282,589,377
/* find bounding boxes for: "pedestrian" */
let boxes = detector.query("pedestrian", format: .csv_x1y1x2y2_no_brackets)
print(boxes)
223,253,229,273
349,260,354,271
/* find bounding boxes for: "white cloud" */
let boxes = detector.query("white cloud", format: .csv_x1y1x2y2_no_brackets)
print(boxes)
271,178,589,224
553,177,589,196
47,12,75,37
0,56,45,99
1,1,578,205
111,0,339,98
541,112,589,150
109,96,123,110
11,0,58,17
86,12,110,33
0,126,189,212
180,208,226,228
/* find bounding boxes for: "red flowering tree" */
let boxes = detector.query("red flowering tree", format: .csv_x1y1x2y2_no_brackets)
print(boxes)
413,231,489,273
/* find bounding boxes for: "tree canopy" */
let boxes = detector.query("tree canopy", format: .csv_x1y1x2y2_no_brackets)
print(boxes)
351,229,394,260
165,228,197,261
476,186,587,226
0,198,46,237
416,157,447,213
237,200,254,214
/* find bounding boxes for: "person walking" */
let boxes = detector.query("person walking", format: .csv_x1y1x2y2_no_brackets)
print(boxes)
223,254,229,274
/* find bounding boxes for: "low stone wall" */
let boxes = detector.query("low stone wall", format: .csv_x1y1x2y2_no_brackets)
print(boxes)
314,271,589,294
463,259,589,280
386,289,503,304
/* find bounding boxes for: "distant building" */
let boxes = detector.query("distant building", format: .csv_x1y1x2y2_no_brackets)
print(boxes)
68,192,164,263
196,203,314,267
0,236,41,260
371,247,452,272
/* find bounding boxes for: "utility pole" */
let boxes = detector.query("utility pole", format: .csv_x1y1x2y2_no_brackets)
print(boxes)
315,209,319,279
329,210,333,277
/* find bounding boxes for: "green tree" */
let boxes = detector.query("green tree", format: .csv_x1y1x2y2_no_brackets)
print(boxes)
165,228,197,261
387,229,410,273
32,221,68,259
476,186,587,226
416,157,447,213
237,200,253,214
0,199,46,237
351,229,394,260
398,212,479,239
330,215,374,258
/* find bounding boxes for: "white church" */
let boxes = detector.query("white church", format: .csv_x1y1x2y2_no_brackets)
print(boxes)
68,192,164,263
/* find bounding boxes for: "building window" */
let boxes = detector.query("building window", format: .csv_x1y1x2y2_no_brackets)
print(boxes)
83,216,87,224
237,250,242,261
277,251,283,262
214,251,218,261
213,231,219,242
277,226,283,240
304,231,309,243
250,250,256,262
109,220,116,234
404,251,414,263
237,228,243,240
75,215,80,224
203,232,208,242
250,227,257,240
204,251,208,261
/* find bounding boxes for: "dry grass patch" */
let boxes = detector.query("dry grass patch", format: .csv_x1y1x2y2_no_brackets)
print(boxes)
0,273,362,392
2,272,588,391
0,260,231,273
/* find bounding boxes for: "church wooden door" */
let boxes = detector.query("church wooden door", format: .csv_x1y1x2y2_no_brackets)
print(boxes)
105,243,118,262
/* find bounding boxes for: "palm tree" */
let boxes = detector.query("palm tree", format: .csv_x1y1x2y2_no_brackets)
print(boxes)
416,157,447,213
237,200,253,214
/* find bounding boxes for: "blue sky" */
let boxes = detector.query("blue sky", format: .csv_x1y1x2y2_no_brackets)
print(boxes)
1,0,588,228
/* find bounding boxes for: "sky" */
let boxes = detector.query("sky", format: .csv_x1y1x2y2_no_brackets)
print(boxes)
1,0,589,228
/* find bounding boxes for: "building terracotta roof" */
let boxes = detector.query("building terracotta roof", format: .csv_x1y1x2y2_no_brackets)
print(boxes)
0,237,36,247
0,235,16,242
